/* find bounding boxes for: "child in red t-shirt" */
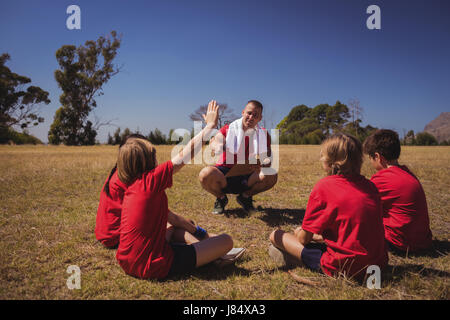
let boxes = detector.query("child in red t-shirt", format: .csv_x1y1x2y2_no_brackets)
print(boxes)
95,134,218,250
363,129,433,253
269,133,388,281
116,101,234,280
95,134,147,249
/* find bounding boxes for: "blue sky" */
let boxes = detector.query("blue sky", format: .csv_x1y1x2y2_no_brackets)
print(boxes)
1,0,449,143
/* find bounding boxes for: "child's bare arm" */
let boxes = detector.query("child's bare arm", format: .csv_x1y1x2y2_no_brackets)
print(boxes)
167,210,196,234
167,210,209,241
171,100,219,174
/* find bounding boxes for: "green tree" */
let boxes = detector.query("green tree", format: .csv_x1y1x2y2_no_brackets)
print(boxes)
324,101,350,134
189,103,237,128
48,31,121,145
107,132,114,145
403,130,416,145
342,121,377,142
120,128,132,143
415,132,438,146
348,98,364,137
277,104,310,131
112,127,121,145
148,128,167,145
0,53,50,143
277,101,350,144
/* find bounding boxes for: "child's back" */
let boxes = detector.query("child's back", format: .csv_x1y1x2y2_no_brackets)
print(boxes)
302,174,388,280
117,160,174,279
363,129,433,253
371,165,433,252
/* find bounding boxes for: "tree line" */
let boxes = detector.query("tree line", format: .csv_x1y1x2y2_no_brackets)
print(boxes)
276,101,448,145
0,31,446,146
1,31,121,145
402,130,448,146
106,127,179,146
276,101,377,144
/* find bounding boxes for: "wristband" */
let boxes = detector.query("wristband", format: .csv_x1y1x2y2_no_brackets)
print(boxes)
193,226,207,239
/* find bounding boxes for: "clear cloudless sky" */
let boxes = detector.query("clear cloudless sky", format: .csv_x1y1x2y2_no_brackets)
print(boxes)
1,0,449,143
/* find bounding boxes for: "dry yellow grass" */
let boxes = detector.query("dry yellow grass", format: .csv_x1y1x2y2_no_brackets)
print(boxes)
0,144,449,299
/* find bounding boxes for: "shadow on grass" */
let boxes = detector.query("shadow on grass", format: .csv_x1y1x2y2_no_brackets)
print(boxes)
382,239,450,285
162,262,253,282
223,208,251,219
383,263,450,284
431,239,450,256
258,207,306,227
388,239,450,258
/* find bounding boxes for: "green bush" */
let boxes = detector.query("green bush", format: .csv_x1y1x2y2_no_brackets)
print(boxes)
0,127,43,145
415,132,438,146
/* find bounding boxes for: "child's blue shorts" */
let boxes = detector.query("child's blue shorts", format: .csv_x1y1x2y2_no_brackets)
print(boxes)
301,243,327,272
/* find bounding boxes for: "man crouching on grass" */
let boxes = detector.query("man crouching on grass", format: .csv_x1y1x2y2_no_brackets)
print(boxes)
198,100,278,215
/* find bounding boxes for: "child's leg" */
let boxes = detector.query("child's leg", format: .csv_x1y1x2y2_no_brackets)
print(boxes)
166,223,175,242
192,234,233,267
269,229,305,262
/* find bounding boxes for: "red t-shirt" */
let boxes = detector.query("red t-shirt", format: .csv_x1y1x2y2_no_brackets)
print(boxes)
371,165,433,252
302,175,388,280
116,161,174,279
215,124,271,168
95,170,127,248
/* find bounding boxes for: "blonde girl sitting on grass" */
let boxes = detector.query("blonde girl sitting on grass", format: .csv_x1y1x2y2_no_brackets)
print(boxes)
115,101,236,280
269,133,388,281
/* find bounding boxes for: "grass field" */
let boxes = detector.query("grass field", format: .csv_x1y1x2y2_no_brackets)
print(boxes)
0,144,449,300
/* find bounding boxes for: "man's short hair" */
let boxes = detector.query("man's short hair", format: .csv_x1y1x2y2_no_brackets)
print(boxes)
247,100,263,112
363,129,401,161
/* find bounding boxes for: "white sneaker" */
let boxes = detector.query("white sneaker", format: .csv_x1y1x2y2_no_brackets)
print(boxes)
214,248,246,267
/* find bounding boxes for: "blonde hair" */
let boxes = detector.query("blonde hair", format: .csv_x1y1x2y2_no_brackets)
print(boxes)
117,138,157,184
320,133,362,176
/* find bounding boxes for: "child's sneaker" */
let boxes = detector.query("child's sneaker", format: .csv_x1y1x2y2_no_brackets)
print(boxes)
214,248,246,267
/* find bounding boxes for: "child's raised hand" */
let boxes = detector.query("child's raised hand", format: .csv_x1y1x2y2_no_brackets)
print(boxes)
202,100,220,129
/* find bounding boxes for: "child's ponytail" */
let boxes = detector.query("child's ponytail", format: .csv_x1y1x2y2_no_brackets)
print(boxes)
321,133,362,176
103,165,117,198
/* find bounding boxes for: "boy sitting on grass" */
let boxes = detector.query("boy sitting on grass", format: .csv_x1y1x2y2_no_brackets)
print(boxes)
363,129,433,254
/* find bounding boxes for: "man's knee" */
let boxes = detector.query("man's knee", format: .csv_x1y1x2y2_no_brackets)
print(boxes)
199,166,225,186
261,172,278,188
199,167,214,184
